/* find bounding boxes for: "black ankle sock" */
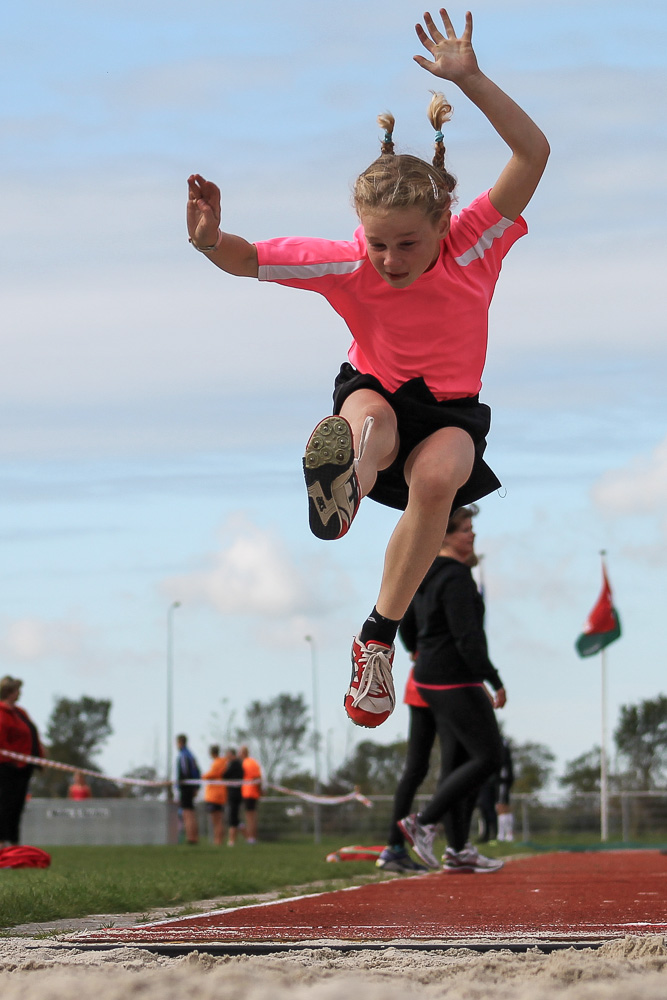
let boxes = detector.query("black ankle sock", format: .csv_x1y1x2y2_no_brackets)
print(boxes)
359,606,400,647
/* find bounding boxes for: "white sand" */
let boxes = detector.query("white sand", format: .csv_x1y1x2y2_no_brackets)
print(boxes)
1,933,666,999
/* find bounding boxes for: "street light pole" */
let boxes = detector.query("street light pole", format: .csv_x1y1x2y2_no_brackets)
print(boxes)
166,601,181,800
304,634,322,844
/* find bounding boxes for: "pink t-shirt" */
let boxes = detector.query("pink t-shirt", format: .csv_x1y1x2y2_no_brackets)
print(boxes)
255,191,527,401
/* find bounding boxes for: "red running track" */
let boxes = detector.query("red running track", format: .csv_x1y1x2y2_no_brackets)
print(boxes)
72,850,667,947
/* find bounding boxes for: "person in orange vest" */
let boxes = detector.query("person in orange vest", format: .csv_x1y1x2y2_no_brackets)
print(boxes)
202,744,229,846
239,745,262,844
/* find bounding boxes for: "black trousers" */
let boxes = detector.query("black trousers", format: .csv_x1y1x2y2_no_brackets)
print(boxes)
227,791,242,829
476,776,499,842
416,686,503,852
387,706,437,847
0,764,33,844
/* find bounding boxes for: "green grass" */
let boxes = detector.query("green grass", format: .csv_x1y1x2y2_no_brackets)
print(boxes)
0,838,386,930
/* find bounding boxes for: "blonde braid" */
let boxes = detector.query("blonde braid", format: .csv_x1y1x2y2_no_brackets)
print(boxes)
353,98,457,221
377,112,395,156
427,91,456,196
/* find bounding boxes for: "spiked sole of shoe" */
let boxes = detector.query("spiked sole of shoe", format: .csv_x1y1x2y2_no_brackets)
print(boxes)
303,417,355,540
303,417,353,470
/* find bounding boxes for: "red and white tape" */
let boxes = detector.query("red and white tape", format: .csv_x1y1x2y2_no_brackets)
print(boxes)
0,749,372,807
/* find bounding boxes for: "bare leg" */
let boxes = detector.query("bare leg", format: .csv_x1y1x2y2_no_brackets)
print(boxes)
339,390,399,496
375,427,474,620
183,808,199,844
211,810,224,846
245,807,258,842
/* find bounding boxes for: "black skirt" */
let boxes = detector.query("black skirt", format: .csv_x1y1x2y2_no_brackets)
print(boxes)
332,362,501,512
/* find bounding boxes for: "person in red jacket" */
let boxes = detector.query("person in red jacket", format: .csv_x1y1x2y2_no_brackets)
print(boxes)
68,770,92,801
0,676,43,845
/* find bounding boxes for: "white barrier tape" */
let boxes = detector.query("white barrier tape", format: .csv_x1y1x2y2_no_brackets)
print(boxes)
0,750,166,787
0,751,254,788
271,784,372,809
180,779,257,787
0,749,371,807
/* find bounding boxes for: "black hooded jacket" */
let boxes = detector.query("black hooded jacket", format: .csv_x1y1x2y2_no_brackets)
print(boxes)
399,556,504,691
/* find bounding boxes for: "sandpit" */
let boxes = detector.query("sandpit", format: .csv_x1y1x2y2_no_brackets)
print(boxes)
1,933,666,999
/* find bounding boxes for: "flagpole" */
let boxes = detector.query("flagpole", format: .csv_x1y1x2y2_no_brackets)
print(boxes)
576,548,620,841
600,644,609,842
599,549,609,842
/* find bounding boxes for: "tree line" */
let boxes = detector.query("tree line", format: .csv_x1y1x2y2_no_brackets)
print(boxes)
29,691,667,798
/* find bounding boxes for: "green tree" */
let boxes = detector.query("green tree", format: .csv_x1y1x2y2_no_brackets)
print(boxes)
614,695,667,790
121,765,163,798
31,695,114,798
331,739,409,795
559,746,602,794
509,739,555,794
235,693,309,784
330,737,442,796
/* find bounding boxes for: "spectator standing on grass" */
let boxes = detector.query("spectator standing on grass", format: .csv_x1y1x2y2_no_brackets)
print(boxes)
240,745,262,844
0,677,44,846
496,737,515,842
223,748,244,846
475,769,498,843
396,505,507,873
175,734,200,845
68,770,92,801
202,744,229,846
475,735,514,843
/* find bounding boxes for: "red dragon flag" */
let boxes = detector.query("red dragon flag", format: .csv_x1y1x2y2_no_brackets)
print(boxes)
575,559,621,658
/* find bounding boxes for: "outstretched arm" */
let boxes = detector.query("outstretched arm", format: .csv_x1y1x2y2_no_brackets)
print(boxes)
414,9,549,220
187,174,258,277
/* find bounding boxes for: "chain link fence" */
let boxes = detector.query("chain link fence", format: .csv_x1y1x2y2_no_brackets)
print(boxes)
24,791,667,845
250,791,667,844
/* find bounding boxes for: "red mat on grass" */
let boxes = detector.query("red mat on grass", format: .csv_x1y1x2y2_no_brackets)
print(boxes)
71,850,667,946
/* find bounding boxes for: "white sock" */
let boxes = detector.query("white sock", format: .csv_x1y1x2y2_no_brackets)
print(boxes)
498,813,514,841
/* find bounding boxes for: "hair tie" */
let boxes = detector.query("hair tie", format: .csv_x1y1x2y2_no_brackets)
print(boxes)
383,131,393,143
434,130,444,143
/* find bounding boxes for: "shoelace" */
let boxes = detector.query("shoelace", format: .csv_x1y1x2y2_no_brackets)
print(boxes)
351,644,396,709
353,415,374,472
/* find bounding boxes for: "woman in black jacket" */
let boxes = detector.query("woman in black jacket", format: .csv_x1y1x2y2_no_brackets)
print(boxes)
398,505,506,871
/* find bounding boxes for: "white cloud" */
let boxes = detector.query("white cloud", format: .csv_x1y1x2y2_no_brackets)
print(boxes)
163,515,353,622
0,616,97,670
592,436,667,516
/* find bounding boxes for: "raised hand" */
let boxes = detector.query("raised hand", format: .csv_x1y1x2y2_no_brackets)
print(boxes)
413,9,480,85
187,173,222,247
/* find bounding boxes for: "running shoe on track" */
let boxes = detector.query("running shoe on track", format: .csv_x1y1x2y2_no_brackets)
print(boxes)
344,636,396,727
397,814,440,869
376,847,428,874
443,844,504,873
303,416,360,540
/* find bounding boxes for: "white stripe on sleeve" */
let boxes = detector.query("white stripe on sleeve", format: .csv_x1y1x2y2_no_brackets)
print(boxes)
454,218,514,267
258,259,365,281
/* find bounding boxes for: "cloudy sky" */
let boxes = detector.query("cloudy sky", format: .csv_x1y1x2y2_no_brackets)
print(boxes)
2,0,666,792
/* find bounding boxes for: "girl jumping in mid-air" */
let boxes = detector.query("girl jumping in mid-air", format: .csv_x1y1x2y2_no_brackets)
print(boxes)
186,9,549,730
